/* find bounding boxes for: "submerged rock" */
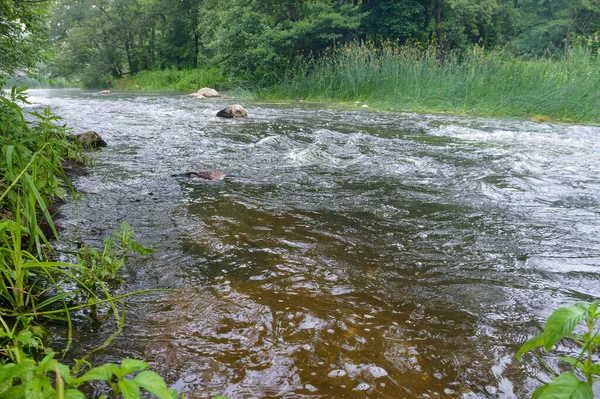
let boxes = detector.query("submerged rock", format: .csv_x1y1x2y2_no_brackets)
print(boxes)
188,93,205,99
74,131,107,148
216,104,247,118
197,88,220,97
181,169,228,181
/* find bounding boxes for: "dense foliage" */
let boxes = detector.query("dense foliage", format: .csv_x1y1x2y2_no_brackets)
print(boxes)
45,0,600,87
0,0,51,81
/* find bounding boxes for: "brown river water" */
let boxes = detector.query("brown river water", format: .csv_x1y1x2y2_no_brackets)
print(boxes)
26,89,600,398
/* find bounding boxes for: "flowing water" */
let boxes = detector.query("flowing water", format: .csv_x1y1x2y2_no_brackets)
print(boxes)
26,89,600,398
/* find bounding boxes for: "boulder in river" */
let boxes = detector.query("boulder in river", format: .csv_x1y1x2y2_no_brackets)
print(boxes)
74,131,107,148
216,104,247,118
188,93,205,99
98,90,111,94
197,88,221,98
182,169,228,181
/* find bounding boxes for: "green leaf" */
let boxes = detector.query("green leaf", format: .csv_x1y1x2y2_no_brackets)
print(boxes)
35,291,75,310
0,362,35,390
211,396,229,399
120,359,149,375
23,172,57,240
132,371,173,399
2,385,27,399
38,353,57,372
589,300,599,314
532,384,549,399
5,145,15,181
119,379,141,399
131,241,154,255
543,305,588,351
516,333,545,360
56,362,76,386
535,373,593,399
74,364,113,383
15,330,41,349
64,389,86,399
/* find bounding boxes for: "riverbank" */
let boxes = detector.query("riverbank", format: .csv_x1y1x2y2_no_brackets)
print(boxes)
0,89,175,398
112,43,600,125
265,43,600,125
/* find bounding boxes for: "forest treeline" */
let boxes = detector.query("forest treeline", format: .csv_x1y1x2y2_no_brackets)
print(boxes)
47,0,600,87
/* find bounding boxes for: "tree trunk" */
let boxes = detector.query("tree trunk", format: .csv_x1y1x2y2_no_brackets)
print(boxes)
194,30,199,68
124,37,136,74
436,0,442,47
151,27,155,68
566,25,571,56
288,1,298,22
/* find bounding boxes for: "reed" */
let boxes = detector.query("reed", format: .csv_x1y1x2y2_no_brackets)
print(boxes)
114,67,232,92
266,42,600,124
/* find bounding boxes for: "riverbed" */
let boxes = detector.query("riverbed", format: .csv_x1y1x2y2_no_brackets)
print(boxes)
26,89,600,398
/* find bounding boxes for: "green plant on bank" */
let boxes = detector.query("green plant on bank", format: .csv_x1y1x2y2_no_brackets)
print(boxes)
1,86,79,256
0,87,179,398
517,300,600,398
78,222,154,285
0,354,175,399
112,68,231,93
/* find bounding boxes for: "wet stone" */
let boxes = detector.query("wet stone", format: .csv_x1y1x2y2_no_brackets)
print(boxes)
353,382,370,391
305,384,318,392
327,369,347,378
368,365,388,378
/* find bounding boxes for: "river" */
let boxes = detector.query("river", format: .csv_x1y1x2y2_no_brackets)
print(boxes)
26,89,600,398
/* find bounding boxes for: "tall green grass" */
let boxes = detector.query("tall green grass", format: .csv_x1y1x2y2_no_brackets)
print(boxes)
114,67,233,92
267,42,600,123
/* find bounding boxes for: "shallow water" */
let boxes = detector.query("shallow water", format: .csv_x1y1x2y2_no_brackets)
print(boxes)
27,89,600,398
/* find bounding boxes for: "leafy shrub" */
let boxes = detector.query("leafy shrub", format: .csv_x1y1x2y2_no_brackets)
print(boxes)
517,300,600,398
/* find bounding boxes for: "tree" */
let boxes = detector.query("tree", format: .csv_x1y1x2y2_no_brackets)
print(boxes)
432,0,521,50
0,0,51,83
515,0,600,55
198,0,362,80
50,0,148,87
359,0,432,44
153,0,202,69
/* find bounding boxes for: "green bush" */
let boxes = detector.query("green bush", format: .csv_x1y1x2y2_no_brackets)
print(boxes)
517,300,600,398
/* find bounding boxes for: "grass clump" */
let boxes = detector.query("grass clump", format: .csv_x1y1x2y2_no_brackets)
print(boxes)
266,42,600,124
114,67,234,92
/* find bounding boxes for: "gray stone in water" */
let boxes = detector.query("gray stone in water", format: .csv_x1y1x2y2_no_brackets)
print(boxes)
216,104,247,118
184,169,228,181
75,131,107,148
98,90,111,94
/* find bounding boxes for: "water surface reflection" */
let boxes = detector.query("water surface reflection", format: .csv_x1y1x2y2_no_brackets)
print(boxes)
28,89,600,398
